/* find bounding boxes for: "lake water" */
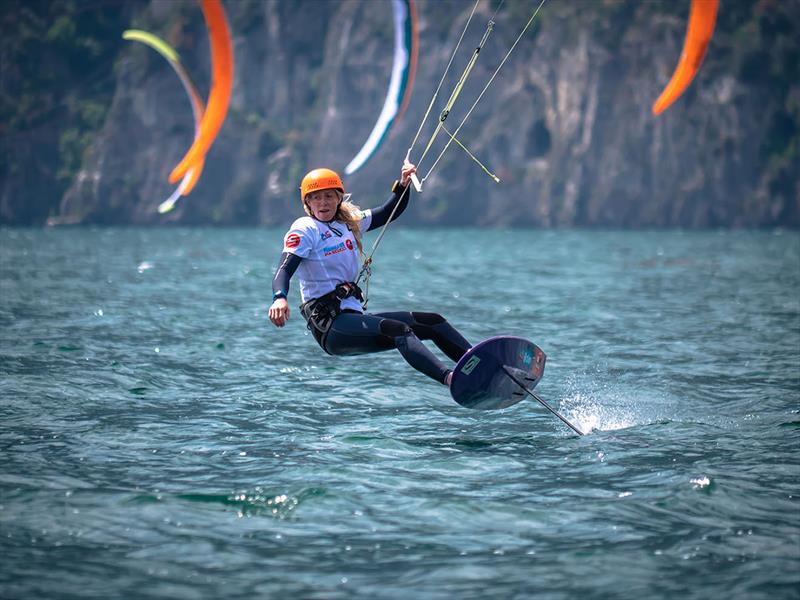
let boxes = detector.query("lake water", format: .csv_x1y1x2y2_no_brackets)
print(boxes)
1,227,798,598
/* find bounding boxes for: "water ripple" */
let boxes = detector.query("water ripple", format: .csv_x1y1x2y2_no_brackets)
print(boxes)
1,228,798,598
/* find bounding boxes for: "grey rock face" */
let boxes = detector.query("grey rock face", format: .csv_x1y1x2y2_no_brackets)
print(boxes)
6,0,799,227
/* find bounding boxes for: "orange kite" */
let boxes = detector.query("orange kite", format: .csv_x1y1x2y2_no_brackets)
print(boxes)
652,0,719,115
169,0,234,184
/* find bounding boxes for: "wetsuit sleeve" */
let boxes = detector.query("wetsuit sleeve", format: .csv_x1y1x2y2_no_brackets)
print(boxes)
272,252,302,298
273,222,312,298
364,182,411,232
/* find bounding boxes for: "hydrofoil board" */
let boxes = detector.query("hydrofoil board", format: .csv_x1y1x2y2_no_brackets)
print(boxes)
450,336,546,410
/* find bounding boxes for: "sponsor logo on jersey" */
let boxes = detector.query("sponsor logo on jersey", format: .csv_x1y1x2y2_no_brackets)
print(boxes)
345,239,354,250
323,242,347,256
284,233,301,249
320,229,333,241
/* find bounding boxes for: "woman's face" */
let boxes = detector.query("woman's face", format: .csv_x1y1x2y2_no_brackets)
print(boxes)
305,188,340,221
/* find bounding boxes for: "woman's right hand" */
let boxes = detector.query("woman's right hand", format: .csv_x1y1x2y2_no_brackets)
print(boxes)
400,159,417,187
269,297,290,327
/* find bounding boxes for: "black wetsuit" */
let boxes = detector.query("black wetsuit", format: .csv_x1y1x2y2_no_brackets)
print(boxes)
272,184,471,384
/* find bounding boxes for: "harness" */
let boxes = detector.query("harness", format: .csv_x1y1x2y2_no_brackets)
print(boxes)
299,282,363,351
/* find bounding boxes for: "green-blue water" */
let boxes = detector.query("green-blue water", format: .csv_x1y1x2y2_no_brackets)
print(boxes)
1,228,798,599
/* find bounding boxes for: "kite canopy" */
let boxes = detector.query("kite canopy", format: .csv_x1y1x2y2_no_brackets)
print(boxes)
344,0,418,176
652,0,719,115
169,0,233,184
122,29,206,213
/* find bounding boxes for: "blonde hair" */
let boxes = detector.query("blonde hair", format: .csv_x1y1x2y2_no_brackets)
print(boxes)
303,191,364,254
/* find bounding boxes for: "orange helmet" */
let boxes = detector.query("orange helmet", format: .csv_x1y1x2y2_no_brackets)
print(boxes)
299,168,344,201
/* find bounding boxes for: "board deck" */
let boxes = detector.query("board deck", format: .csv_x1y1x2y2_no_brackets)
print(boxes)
450,336,546,410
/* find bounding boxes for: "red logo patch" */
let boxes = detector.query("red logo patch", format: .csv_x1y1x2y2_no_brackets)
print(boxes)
345,239,354,250
285,233,301,249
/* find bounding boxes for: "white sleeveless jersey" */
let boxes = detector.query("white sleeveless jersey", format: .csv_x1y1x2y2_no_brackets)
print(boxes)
282,212,373,311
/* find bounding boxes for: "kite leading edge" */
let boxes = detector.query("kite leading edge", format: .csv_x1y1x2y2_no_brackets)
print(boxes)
168,0,234,184
121,29,206,213
652,0,719,116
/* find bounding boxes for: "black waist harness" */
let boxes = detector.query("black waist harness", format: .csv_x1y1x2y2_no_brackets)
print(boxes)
300,282,363,351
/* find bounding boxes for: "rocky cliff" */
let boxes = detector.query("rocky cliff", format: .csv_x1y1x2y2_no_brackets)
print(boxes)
2,0,798,227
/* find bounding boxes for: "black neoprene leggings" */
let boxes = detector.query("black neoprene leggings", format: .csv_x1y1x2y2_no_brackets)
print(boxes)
321,311,471,384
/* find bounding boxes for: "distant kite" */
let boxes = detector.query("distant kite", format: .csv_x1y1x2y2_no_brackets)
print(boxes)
652,0,719,115
169,0,234,184
345,0,419,175
122,30,206,213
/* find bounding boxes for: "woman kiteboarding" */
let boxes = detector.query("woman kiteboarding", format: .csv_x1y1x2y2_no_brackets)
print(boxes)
268,160,471,386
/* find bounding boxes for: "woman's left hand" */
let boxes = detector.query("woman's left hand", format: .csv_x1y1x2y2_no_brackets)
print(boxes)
400,159,417,187
268,297,290,327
